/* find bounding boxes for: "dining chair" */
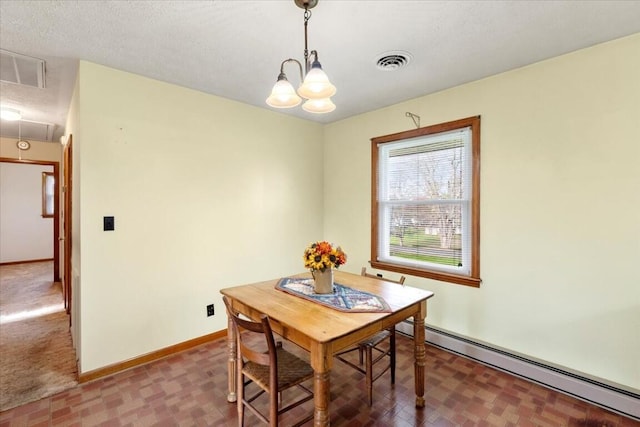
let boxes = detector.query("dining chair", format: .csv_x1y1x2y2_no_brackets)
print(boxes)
222,296,314,427
334,267,406,406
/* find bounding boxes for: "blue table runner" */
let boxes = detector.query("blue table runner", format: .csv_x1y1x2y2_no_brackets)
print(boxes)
276,277,391,313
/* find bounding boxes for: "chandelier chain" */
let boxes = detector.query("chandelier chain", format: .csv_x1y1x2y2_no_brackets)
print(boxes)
303,8,312,73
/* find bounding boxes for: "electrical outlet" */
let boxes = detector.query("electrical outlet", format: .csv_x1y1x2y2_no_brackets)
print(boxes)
103,216,115,231
206,304,214,317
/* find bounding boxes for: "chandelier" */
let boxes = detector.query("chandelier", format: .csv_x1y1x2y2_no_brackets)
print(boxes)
265,0,336,114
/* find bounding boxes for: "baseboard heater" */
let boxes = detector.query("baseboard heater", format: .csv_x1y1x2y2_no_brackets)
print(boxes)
395,320,639,421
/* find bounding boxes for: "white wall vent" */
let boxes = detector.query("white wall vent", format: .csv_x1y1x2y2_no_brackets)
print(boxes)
0,49,46,88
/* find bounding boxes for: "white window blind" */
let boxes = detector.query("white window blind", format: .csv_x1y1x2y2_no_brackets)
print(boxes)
377,127,472,275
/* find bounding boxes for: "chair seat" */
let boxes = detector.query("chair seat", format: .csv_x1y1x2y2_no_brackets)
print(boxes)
243,347,314,391
358,330,391,348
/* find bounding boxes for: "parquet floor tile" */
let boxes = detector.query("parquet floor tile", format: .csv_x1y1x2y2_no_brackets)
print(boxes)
1,334,637,426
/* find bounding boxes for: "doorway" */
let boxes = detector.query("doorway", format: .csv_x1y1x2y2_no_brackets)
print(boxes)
62,136,73,314
0,155,77,410
0,158,59,277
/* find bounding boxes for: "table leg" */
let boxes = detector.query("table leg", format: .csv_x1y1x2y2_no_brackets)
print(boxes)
226,315,237,403
311,342,332,426
413,303,427,408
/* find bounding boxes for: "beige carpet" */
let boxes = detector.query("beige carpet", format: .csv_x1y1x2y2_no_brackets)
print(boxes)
0,261,78,412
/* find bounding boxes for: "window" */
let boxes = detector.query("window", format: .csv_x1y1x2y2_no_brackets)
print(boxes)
371,116,481,287
42,172,55,218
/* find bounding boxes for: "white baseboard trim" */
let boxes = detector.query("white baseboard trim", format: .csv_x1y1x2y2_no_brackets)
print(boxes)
396,321,639,421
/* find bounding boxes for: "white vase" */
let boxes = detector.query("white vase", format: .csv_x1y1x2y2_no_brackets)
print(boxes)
312,269,334,294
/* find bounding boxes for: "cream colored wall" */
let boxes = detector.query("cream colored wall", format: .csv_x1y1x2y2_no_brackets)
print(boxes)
0,136,61,161
76,61,323,372
324,34,640,390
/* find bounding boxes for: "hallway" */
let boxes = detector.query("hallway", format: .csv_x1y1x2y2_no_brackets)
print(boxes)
0,261,77,411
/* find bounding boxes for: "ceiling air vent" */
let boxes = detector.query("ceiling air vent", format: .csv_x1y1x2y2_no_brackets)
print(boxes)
0,120,56,142
375,51,412,71
0,49,46,88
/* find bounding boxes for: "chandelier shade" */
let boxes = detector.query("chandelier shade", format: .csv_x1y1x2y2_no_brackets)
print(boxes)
297,59,336,99
266,73,302,108
302,97,336,114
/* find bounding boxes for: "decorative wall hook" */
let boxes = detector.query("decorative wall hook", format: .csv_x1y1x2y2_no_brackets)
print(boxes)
405,112,420,128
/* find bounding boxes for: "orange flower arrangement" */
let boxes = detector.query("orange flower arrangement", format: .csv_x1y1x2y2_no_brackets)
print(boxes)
303,241,347,272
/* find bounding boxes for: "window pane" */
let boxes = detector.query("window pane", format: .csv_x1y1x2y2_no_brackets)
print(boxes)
379,202,468,274
386,140,465,202
42,172,54,217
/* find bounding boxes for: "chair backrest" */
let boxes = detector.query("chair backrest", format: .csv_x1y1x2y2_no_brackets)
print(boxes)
361,267,406,285
222,296,278,370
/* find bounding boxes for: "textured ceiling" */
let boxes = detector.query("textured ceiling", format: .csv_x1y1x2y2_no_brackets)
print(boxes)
1,0,640,143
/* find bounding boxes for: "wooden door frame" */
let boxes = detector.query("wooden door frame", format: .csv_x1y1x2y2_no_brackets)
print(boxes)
0,157,60,281
62,136,73,314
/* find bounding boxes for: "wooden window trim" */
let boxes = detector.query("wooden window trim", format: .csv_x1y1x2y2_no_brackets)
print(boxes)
370,116,481,287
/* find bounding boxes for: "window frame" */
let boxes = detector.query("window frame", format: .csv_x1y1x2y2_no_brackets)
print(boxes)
370,116,481,287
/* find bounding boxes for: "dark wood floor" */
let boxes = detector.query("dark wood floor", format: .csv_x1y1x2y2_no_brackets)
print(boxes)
0,333,636,426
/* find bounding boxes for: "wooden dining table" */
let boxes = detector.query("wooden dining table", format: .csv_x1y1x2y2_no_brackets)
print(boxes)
220,270,435,426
